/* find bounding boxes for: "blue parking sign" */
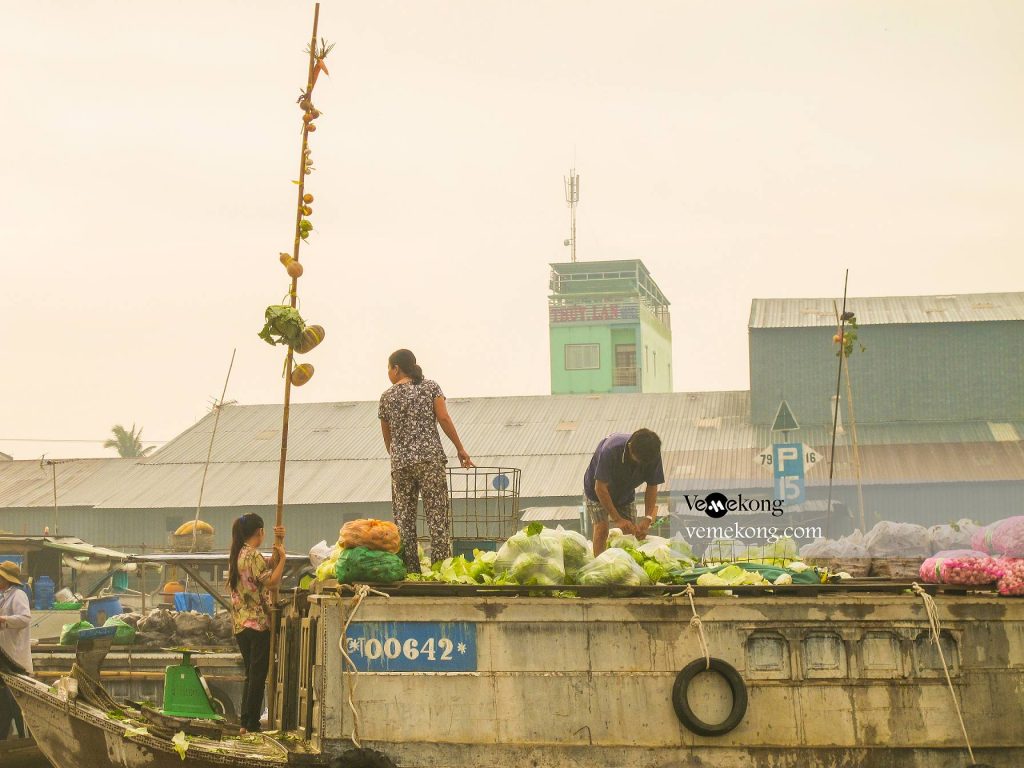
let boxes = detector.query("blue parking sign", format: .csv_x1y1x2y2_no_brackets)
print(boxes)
773,443,806,505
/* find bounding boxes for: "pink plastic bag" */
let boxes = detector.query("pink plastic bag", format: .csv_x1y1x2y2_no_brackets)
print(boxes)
919,550,997,585
972,517,1024,557
998,559,1024,596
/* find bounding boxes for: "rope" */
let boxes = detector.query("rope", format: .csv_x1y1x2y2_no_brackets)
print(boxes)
911,583,975,764
337,583,390,747
683,584,711,670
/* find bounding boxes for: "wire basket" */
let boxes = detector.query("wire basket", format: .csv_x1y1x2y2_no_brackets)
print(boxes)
440,467,521,550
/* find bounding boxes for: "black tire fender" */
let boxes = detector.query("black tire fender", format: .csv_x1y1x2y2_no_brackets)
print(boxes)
672,656,748,737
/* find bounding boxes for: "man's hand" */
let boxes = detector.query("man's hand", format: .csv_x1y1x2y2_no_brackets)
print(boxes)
635,517,652,540
614,516,636,535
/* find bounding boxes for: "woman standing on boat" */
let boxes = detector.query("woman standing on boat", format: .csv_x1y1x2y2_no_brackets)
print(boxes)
228,514,285,735
379,349,473,573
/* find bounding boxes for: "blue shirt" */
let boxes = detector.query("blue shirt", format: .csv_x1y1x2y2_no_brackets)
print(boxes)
583,433,665,506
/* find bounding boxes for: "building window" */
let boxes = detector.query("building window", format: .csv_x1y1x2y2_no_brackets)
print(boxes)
614,344,637,386
565,343,600,370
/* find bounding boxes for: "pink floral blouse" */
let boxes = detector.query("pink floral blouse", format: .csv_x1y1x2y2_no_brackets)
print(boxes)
230,545,271,634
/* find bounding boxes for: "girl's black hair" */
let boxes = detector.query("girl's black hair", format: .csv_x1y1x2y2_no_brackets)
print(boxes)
228,513,265,592
388,348,424,384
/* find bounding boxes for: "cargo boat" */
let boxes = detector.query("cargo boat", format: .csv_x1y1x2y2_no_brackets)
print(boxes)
3,579,1020,768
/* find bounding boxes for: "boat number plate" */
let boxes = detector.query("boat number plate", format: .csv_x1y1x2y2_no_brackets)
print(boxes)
342,621,478,672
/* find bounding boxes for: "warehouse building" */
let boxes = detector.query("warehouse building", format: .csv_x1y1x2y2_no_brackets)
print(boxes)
1,291,1021,553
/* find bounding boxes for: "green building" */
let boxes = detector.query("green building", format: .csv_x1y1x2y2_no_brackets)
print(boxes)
749,292,1024,426
548,259,673,394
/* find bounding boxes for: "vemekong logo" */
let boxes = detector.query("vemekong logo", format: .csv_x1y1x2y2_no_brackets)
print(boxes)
684,493,786,519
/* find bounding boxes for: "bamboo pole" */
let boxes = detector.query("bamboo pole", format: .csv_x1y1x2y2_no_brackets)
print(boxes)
268,3,321,728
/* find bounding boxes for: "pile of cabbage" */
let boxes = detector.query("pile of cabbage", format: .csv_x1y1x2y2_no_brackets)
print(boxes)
400,524,816,589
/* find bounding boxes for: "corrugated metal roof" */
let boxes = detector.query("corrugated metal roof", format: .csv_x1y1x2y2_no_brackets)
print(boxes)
0,458,139,509
2,393,1020,510
749,292,1024,328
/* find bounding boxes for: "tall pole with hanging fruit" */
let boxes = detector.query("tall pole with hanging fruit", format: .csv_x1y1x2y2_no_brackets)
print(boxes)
256,2,332,726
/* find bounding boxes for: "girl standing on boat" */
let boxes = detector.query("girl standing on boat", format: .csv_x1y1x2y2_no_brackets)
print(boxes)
379,349,473,573
228,514,285,734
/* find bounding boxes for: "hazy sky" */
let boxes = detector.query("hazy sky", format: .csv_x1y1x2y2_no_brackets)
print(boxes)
2,1,1021,460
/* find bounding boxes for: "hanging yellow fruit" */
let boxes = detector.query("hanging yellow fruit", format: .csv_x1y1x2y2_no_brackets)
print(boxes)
302,205,313,215
303,193,314,203
307,123,317,132
287,260,304,278
291,363,314,386
295,324,325,354
279,252,292,265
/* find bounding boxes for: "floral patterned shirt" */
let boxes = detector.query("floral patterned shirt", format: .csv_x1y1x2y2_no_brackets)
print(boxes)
230,545,271,634
378,379,447,470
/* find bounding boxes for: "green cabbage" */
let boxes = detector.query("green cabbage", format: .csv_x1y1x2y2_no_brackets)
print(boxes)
576,549,651,586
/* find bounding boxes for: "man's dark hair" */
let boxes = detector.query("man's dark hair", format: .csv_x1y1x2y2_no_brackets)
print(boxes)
629,428,661,463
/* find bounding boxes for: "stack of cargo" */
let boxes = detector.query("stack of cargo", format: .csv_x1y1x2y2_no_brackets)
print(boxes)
919,516,1024,595
312,519,407,584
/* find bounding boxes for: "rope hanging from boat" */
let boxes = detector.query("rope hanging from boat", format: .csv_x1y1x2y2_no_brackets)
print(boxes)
910,583,976,764
683,584,711,670
338,583,390,747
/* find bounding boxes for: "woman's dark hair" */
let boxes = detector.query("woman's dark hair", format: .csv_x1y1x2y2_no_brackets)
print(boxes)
228,513,265,591
629,428,662,464
388,348,424,384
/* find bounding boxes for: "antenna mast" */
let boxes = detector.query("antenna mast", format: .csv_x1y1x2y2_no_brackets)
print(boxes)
563,168,580,262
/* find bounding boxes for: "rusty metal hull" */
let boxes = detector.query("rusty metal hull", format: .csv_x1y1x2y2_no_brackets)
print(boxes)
1,670,303,768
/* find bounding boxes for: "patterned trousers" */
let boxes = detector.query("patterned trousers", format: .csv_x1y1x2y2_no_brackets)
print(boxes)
391,461,451,572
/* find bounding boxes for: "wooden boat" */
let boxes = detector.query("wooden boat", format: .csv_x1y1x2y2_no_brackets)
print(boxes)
1,645,320,768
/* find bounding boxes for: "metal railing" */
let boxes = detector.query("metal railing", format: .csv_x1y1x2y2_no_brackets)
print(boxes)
613,366,640,387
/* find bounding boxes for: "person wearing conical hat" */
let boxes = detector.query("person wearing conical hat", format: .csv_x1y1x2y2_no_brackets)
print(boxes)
0,560,32,740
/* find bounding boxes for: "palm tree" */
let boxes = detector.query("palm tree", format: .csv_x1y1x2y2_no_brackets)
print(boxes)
104,423,155,458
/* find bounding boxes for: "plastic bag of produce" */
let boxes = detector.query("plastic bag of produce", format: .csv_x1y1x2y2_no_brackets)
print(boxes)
919,550,996,585
210,610,234,641
928,520,981,555
607,528,640,550
59,620,94,646
495,525,565,585
972,517,1024,558
103,616,137,645
576,548,651,587
339,519,401,553
335,546,407,583
136,608,175,647
864,522,930,558
998,559,1024,596
316,556,338,582
110,612,142,628
551,526,593,580
309,540,334,567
